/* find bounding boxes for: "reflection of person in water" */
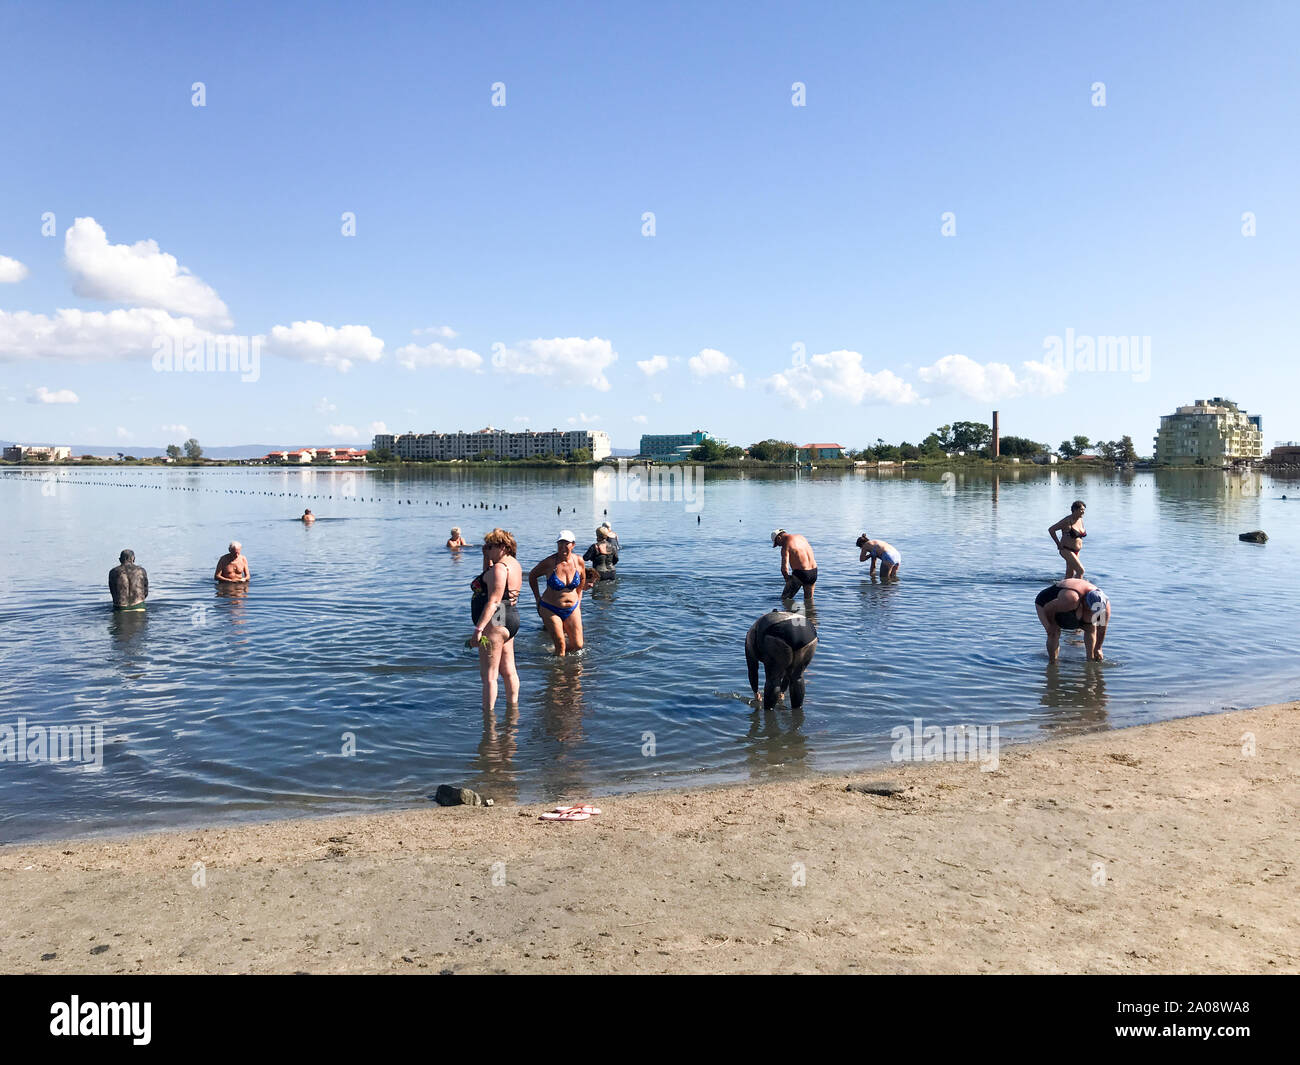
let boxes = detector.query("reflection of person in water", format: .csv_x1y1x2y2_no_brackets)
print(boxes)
1038,661,1109,732
470,703,520,805
108,549,148,609
540,657,587,746
1035,578,1110,662
745,609,819,710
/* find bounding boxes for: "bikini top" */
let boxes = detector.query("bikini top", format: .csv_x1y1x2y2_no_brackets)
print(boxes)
547,565,583,591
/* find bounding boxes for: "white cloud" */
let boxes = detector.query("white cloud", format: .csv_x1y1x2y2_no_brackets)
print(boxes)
161,423,190,437
329,423,361,438
64,217,231,327
266,321,384,373
115,426,132,440
765,350,919,409
916,353,1067,402
315,397,337,414
29,386,79,404
395,339,483,371
0,255,29,283
632,414,648,424
0,307,211,362
513,416,530,424
688,347,737,377
651,392,662,403
636,355,669,376
728,373,745,389
413,325,458,339
567,412,601,425
493,336,616,391
368,421,388,435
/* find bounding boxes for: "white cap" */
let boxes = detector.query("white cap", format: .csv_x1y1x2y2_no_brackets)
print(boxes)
557,529,576,543
771,529,786,547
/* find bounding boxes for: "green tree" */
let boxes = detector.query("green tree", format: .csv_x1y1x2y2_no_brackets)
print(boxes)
1115,435,1139,463
368,447,394,463
920,433,944,456
166,444,182,460
950,421,992,452
998,435,1045,458
183,438,203,461
748,439,797,462
899,442,921,460
570,447,592,463
689,438,727,462
934,424,955,450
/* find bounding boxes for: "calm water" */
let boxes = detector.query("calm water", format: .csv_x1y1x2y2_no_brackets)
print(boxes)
2,464,1298,844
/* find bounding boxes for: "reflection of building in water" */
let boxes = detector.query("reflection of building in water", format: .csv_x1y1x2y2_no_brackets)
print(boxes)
1154,398,1263,466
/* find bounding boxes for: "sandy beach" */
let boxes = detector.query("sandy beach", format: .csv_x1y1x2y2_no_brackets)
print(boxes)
2,704,1296,974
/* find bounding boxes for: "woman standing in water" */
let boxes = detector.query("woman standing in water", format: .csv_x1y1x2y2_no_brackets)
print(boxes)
1049,500,1087,578
583,523,619,580
469,528,522,712
529,529,587,655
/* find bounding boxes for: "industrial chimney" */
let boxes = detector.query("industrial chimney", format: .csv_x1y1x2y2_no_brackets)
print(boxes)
992,410,1000,459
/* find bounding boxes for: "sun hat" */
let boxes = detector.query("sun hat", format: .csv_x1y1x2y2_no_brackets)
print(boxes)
557,529,576,543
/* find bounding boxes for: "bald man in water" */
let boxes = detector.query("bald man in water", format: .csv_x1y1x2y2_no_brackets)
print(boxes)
772,529,818,604
215,541,251,583
108,549,149,609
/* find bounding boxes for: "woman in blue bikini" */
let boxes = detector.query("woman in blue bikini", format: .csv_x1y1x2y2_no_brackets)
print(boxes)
528,529,587,655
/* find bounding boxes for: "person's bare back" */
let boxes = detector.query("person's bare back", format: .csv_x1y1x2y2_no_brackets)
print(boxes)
109,549,148,608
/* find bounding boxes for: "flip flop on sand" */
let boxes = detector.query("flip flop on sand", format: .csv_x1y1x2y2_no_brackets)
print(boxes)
539,809,591,822
553,804,601,816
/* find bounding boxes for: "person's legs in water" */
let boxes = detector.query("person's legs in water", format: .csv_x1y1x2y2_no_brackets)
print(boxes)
499,637,520,705
564,606,584,652
539,605,567,655
479,627,507,713
780,574,801,601
759,636,794,709
1059,546,1084,579
787,639,818,708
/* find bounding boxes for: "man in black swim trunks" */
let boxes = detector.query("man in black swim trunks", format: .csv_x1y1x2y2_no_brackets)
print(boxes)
772,529,818,604
108,548,148,609
745,609,819,710
1035,578,1111,663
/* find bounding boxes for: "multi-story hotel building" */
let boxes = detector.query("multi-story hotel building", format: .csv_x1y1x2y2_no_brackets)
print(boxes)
1153,398,1264,466
3,444,72,462
373,427,611,462
638,430,709,460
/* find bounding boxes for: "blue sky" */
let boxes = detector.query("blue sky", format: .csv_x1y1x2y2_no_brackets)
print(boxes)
2,0,1297,451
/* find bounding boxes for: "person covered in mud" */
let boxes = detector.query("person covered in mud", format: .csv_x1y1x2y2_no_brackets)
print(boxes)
109,549,149,609
583,523,619,579
745,609,818,710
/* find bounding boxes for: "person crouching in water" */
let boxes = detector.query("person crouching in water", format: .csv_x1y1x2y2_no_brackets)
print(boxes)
528,529,587,655
856,534,901,579
745,609,818,710
1034,577,1110,662
583,523,619,579
447,527,468,550
469,528,522,712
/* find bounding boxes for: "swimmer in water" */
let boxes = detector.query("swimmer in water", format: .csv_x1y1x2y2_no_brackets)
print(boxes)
772,529,818,604
469,528,523,712
528,529,586,655
301,509,315,524
108,548,148,609
214,541,250,583
583,523,619,580
1034,577,1110,662
856,534,901,579
745,609,819,710
447,527,468,550
1049,500,1087,579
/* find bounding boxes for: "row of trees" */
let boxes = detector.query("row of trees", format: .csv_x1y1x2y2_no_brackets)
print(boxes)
165,439,203,461
693,424,1141,463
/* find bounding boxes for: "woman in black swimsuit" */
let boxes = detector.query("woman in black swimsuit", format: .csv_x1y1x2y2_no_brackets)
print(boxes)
470,528,522,713
1048,500,1087,578
583,523,619,579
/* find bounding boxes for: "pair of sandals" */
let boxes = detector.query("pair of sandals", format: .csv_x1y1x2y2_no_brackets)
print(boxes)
538,804,601,822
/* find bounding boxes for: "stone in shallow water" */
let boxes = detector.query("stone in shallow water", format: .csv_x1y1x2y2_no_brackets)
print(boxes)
433,784,492,807
1239,530,1268,543
845,781,905,797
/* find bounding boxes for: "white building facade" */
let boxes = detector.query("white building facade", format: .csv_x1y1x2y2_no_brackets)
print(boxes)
373,427,611,461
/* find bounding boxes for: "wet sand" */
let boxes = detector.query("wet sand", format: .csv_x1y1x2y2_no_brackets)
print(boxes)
1,703,1295,974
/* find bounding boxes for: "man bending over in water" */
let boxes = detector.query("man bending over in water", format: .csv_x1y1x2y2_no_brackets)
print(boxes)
745,609,819,710
215,541,251,583
772,529,818,603
109,549,149,609
301,509,315,524
1035,577,1110,662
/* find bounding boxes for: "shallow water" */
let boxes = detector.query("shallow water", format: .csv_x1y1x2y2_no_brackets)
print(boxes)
1,463,1297,843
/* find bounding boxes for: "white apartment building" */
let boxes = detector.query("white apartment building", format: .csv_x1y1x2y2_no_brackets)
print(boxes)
1153,397,1264,466
3,444,72,462
373,427,611,461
